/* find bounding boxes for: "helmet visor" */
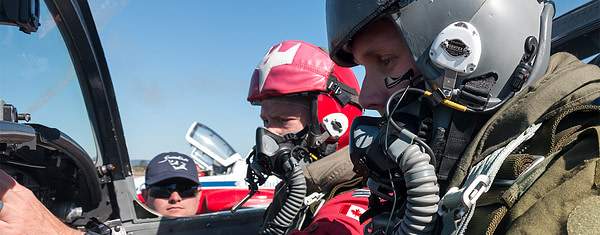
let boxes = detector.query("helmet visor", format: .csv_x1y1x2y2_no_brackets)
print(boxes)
326,0,403,67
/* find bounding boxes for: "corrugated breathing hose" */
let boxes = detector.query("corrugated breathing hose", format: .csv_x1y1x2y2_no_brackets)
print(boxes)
397,144,439,234
363,144,439,235
259,167,307,235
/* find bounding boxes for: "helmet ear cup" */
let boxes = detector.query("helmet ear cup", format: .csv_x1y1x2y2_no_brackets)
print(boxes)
429,21,482,76
316,94,363,149
321,113,349,139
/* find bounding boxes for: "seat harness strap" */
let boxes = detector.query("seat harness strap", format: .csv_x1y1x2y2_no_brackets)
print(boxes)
439,123,542,235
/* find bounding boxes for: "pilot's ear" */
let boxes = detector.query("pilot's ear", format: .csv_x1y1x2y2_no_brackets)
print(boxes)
142,189,148,201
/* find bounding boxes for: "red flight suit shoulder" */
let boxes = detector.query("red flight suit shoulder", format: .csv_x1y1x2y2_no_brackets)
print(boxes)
289,188,370,235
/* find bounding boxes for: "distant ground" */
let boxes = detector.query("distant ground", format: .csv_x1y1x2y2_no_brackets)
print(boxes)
131,159,147,176
132,169,145,177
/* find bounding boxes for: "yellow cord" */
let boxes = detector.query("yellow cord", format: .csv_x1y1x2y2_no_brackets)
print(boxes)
309,153,319,161
423,91,467,112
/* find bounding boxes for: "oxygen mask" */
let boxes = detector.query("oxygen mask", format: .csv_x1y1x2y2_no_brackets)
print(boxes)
233,126,314,213
249,126,314,181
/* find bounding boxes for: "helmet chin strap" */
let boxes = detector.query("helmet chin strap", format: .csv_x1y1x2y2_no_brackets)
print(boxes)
306,96,341,157
307,96,326,152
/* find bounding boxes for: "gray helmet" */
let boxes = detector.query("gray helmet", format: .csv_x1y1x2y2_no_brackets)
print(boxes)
327,0,555,109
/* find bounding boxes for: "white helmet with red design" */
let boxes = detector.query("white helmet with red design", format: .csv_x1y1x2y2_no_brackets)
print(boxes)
247,40,362,151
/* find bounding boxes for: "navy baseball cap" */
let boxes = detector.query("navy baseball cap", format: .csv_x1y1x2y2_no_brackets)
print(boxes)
145,152,200,186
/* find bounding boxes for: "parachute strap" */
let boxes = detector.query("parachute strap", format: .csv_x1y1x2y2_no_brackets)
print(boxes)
439,123,542,235
491,154,540,187
441,105,599,234
438,112,480,181
453,153,546,235
461,153,538,234
503,105,600,206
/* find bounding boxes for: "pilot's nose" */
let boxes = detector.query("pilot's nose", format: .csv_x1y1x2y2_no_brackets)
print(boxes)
359,70,388,115
168,191,182,203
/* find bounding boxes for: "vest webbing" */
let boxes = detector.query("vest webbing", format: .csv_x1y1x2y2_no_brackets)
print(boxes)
457,105,600,234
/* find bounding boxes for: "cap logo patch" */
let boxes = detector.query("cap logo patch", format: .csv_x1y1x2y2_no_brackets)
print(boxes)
158,155,189,171
257,42,301,92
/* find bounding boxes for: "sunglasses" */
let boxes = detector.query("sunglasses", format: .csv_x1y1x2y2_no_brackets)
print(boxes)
147,183,199,198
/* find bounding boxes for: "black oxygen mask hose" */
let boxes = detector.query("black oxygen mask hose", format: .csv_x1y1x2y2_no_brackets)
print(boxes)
259,167,307,235
242,127,312,235
350,86,440,235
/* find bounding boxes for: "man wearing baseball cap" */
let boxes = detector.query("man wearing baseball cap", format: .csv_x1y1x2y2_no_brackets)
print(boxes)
141,152,202,217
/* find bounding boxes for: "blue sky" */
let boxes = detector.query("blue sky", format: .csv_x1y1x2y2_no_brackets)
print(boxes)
1,0,592,162
91,1,337,160
91,0,587,159
92,0,594,160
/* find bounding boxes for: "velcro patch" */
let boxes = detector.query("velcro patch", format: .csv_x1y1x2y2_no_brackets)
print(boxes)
567,196,600,235
339,204,366,221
